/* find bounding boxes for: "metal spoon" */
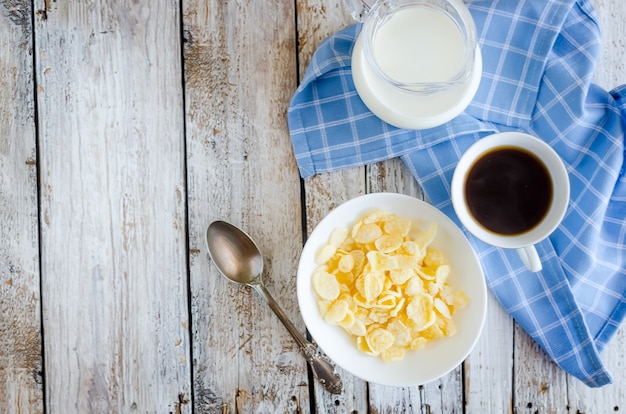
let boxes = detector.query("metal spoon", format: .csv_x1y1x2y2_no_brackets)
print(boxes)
205,220,343,394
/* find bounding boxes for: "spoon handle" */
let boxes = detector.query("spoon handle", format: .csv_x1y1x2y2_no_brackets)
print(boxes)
252,283,343,394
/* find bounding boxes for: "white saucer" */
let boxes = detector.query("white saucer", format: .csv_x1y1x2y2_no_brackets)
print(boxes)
351,36,482,130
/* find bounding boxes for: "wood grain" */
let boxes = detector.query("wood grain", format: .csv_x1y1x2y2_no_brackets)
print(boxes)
0,1,44,412
464,298,514,413
367,160,466,413
183,0,308,412
295,1,371,412
33,0,191,412
0,0,623,412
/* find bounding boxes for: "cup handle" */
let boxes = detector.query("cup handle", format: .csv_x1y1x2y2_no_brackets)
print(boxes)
516,245,542,272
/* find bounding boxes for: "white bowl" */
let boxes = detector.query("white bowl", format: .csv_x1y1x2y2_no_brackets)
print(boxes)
297,192,487,386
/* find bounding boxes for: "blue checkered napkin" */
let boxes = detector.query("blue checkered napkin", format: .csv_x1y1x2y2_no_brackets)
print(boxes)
288,0,626,387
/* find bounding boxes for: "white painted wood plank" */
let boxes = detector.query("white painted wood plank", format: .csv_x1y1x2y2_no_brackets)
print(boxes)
568,326,625,413
513,325,569,413
0,2,44,412
183,0,309,412
33,1,192,412
368,159,465,413
295,1,373,412
367,159,425,200
464,298,514,413
304,173,370,414
0,0,620,411
592,0,626,89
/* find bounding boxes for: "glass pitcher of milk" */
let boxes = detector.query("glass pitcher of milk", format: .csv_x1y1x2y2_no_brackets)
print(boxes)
348,0,482,129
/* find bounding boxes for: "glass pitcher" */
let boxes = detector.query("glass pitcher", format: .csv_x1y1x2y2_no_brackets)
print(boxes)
348,0,482,129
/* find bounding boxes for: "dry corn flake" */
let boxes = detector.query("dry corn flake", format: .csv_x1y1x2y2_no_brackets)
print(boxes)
312,210,469,362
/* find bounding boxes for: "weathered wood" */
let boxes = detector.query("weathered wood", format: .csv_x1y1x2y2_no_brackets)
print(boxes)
593,0,626,88
304,172,370,414
183,0,308,412
513,325,569,413
33,0,191,412
464,298,514,413
0,1,44,412
568,326,626,413
295,1,373,413
368,159,465,414
0,0,623,412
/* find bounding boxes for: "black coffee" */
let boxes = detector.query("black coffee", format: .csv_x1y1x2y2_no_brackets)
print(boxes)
465,146,552,235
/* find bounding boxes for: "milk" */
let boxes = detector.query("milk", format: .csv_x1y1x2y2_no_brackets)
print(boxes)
351,3,482,130
372,6,465,84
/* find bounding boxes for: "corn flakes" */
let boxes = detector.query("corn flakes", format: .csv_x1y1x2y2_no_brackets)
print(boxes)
311,210,469,361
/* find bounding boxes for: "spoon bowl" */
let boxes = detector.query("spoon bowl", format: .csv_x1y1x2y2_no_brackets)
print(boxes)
205,220,343,394
206,220,263,285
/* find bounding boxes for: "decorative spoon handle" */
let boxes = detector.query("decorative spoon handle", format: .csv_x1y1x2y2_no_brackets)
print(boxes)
252,283,343,394
300,343,344,394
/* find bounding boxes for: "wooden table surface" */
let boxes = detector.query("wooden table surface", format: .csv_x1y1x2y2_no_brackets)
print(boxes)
1,1,624,413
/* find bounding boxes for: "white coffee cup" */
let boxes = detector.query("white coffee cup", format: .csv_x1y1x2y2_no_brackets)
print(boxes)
451,132,570,272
